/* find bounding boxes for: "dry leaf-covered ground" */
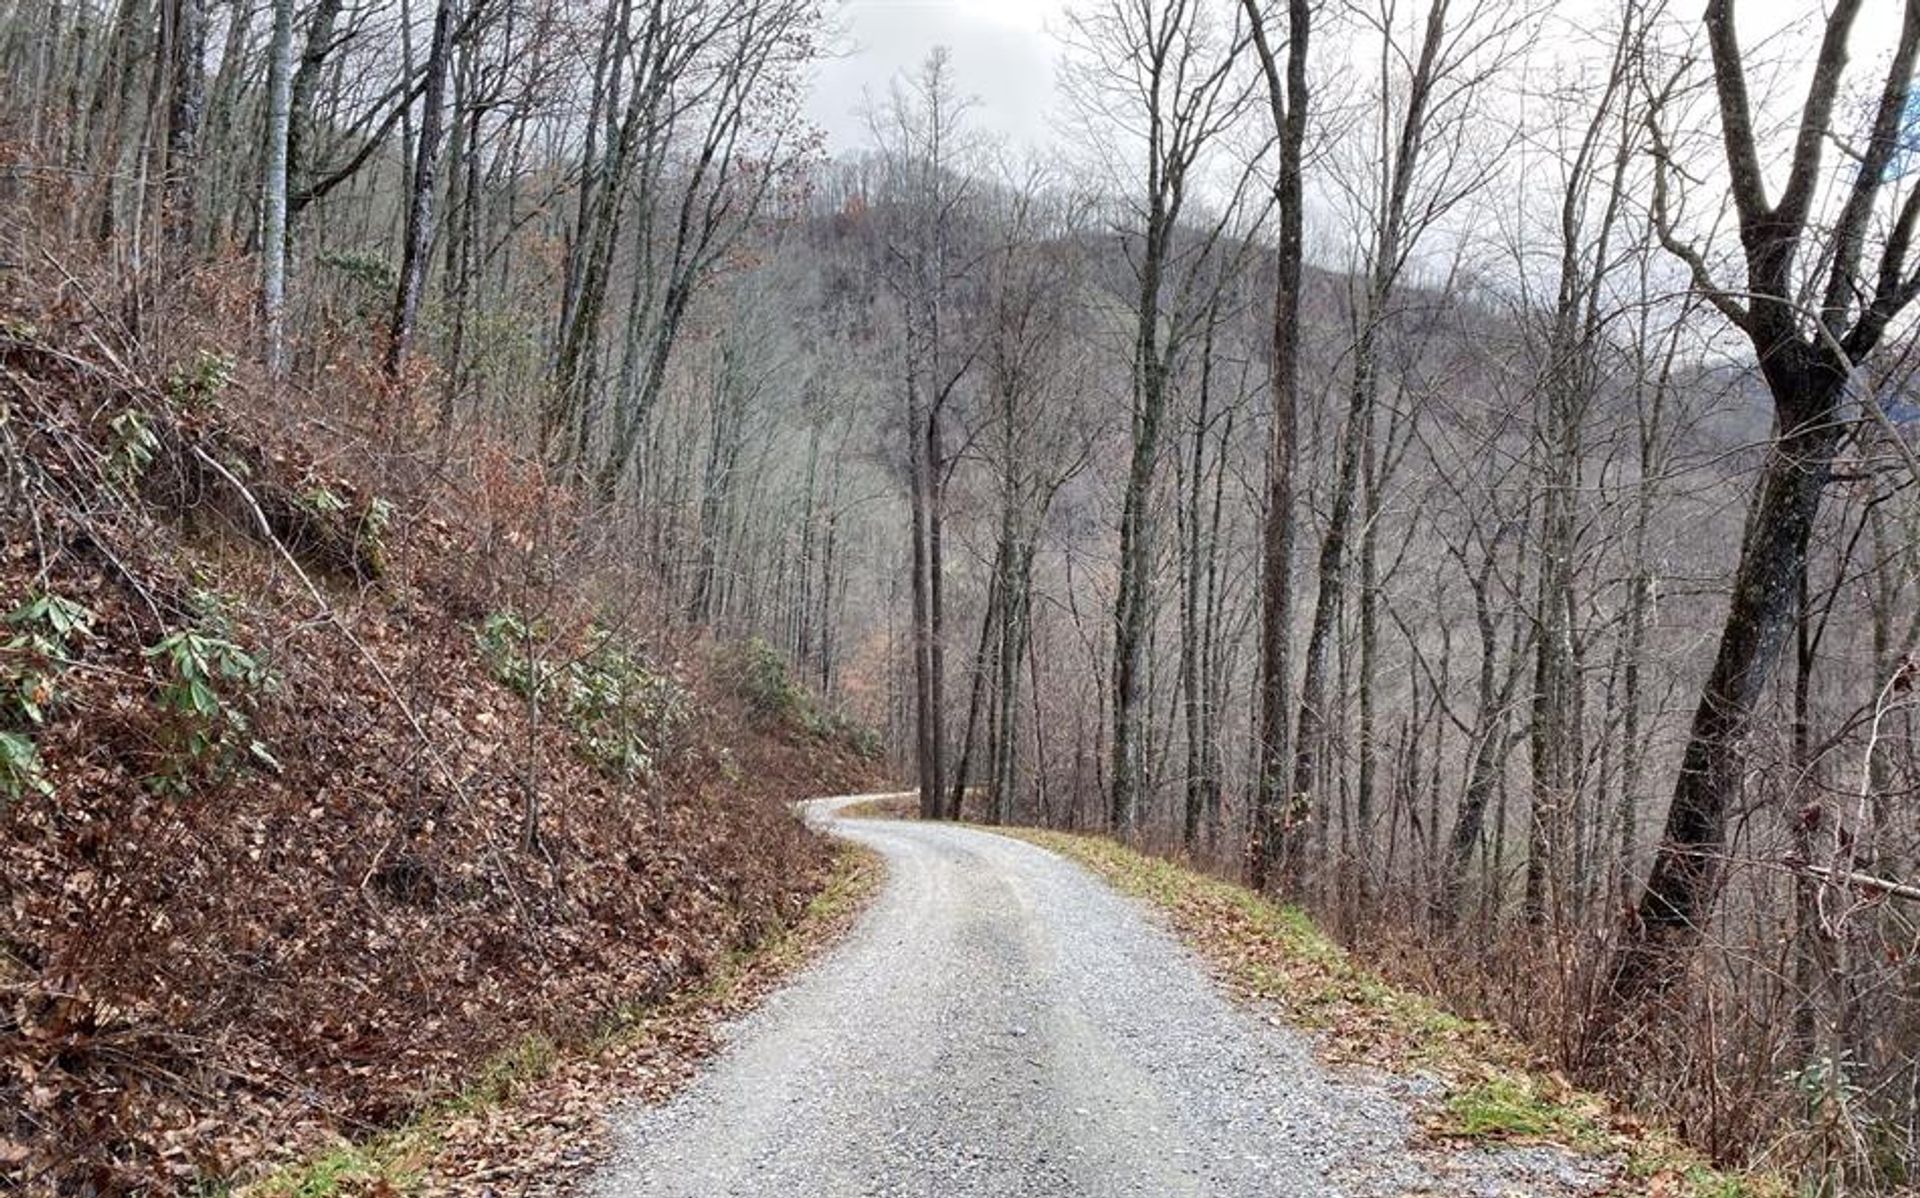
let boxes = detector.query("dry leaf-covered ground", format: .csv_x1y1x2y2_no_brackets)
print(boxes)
0,296,883,1195
261,841,886,1198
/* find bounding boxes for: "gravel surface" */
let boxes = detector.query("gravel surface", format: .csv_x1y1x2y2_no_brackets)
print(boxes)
590,796,1610,1197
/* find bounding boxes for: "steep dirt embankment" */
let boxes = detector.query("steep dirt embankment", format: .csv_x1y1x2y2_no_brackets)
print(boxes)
0,304,879,1193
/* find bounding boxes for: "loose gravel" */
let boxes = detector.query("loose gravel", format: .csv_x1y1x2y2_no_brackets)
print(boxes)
589,796,1610,1197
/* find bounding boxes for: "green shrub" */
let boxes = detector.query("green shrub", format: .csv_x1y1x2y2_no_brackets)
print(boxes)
4,592,94,723
568,631,690,781
476,613,690,783
165,350,234,409
143,625,279,784
298,485,348,516
721,636,808,725
316,250,395,294
718,636,881,759
0,593,94,799
476,611,543,698
0,731,51,799
802,706,884,760
107,408,158,482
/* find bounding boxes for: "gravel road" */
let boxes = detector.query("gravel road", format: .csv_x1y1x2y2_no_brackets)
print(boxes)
590,795,1609,1197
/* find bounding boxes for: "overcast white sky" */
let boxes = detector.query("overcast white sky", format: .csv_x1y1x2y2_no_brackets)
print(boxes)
803,0,1075,155
800,0,1911,169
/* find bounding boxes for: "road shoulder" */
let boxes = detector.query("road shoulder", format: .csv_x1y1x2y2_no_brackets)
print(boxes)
241,839,885,1198
987,827,1784,1198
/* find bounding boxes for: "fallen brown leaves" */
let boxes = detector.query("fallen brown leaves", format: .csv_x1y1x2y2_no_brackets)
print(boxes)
393,843,881,1198
0,294,883,1195
834,793,916,821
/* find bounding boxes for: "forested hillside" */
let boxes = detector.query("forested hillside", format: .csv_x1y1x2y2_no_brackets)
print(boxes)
3,0,1920,1190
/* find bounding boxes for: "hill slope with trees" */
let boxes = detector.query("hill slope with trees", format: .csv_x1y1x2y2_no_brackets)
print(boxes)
0,275,878,1188
6,0,1920,1190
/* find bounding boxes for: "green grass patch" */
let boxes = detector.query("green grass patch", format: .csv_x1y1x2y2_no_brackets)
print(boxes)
264,1147,372,1198
998,827,1785,1198
1446,1073,1603,1145
716,637,882,759
249,1132,428,1198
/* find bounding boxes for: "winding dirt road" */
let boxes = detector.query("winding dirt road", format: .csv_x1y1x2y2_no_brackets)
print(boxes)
589,795,1606,1197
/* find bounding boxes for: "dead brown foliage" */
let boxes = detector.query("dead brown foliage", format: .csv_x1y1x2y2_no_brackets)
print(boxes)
0,269,880,1193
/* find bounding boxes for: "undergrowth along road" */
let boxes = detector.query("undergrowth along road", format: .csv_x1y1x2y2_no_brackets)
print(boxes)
996,829,1785,1198
242,837,885,1198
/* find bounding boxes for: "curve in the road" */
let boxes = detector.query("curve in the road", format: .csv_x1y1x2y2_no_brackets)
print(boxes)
589,795,1593,1197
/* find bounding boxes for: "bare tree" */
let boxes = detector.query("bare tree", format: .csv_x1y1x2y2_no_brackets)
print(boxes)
386,0,458,380
1610,0,1920,1005
160,0,207,249
259,0,295,377
974,173,1096,824
541,0,819,497
1067,0,1258,837
869,49,979,818
1240,0,1309,890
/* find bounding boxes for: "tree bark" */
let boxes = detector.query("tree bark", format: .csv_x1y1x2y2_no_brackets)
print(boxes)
385,0,456,381
159,0,204,250
1609,0,1920,1008
258,0,295,377
1610,373,1844,998
1244,0,1310,893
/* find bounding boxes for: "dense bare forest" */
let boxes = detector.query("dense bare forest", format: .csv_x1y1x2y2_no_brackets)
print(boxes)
5,0,1920,1189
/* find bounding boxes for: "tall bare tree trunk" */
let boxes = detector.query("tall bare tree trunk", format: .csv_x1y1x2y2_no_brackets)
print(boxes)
1109,213,1167,836
159,0,203,250
908,367,941,818
385,0,456,380
1611,388,1844,995
1609,0,1920,1010
1178,323,1215,850
258,0,294,377
1243,0,1310,892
